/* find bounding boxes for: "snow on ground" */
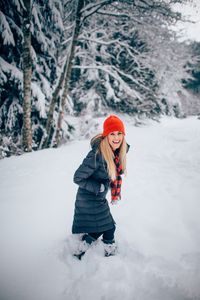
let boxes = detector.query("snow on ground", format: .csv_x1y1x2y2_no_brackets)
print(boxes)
0,116,200,300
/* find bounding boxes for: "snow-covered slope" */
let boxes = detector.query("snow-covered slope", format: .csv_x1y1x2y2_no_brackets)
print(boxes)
0,116,200,300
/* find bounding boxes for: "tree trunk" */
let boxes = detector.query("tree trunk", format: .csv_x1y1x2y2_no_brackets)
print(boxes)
22,0,32,152
54,0,84,147
41,62,68,149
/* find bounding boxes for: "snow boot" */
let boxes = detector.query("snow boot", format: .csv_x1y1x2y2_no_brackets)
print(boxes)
73,234,96,260
103,239,117,257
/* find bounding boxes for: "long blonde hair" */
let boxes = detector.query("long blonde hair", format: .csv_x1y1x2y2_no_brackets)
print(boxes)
91,134,127,181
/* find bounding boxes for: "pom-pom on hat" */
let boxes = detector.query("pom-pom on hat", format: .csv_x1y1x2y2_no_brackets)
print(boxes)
102,115,125,137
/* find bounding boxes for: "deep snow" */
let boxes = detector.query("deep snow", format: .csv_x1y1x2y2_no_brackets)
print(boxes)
0,116,200,300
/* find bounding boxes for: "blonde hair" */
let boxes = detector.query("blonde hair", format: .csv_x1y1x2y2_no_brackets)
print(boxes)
91,134,127,181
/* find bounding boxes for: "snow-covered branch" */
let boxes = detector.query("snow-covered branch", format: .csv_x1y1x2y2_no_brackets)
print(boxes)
72,64,142,99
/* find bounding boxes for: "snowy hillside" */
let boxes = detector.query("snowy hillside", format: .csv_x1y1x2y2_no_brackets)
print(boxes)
0,116,200,300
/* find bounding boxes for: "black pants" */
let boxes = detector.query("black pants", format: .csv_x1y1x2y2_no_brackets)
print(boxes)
82,226,116,245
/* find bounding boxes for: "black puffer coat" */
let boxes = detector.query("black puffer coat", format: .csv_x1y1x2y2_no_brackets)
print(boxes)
72,138,115,234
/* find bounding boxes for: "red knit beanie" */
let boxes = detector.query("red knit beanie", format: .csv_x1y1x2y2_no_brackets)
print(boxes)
102,115,125,137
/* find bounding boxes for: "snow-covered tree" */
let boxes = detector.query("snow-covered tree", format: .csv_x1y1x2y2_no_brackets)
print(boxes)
0,0,64,157
42,0,85,148
66,0,192,118
183,42,200,95
134,12,194,116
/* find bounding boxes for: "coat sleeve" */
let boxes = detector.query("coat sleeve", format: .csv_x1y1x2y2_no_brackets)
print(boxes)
73,150,101,195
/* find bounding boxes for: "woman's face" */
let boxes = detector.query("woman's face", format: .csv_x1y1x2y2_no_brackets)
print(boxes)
107,131,123,151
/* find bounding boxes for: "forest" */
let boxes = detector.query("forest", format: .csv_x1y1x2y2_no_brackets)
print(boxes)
0,0,200,158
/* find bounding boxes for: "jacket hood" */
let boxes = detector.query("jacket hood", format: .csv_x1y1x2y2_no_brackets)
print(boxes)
90,136,102,151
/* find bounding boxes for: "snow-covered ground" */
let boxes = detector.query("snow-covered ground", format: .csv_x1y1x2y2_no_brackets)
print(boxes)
0,116,200,300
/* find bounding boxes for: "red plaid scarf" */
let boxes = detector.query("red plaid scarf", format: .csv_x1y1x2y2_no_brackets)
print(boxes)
110,154,123,204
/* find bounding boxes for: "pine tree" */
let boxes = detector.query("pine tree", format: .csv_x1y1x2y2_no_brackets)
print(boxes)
0,0,64,156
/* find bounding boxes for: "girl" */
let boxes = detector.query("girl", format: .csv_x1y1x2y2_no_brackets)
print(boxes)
72,115,129,259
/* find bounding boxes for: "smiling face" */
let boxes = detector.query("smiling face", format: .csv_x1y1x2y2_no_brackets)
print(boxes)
107,131,123,151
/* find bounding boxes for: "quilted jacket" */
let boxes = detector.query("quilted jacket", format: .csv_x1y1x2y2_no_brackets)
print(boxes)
72,138,115,234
